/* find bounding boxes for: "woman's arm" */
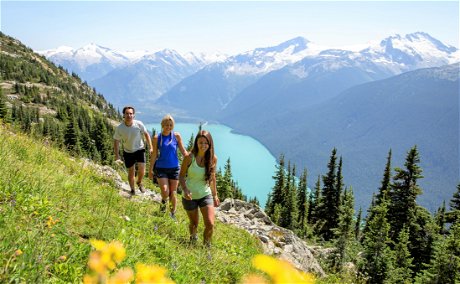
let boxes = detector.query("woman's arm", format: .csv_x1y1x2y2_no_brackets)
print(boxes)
211,155,219,207
179,155,192,200
148,134,158,180
175,132,189,157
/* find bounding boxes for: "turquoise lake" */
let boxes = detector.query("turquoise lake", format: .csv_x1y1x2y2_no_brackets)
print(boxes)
145,122,277,207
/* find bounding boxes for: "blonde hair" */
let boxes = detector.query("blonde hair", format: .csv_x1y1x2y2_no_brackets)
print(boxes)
160,114,175,146
161,114,175,129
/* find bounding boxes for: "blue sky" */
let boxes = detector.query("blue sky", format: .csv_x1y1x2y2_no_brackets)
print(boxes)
1,1,458,54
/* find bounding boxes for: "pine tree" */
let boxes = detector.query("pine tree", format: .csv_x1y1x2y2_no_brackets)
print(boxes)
364,151,393,239
308,175,321,224
266,154,286,217
0,88,8,119
447,183,460,224
331,187,355,272
355,207,362,241
387,226,414,284
435,201,447,235
361,200,393,283
280,163,297,229
388,146,424,240
414,223,460,283
297,169,308,232
64,117,80,154
316,148,339,240
450,183,460,211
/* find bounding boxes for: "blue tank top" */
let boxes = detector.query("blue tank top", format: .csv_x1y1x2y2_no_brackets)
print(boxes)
155,132,179,168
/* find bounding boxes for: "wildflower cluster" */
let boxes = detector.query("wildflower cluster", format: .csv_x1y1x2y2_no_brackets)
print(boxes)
46,216,59,228
83,240,174,284
242,254,316,284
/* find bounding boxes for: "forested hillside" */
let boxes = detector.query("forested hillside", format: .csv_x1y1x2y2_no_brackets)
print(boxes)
0,32,120,165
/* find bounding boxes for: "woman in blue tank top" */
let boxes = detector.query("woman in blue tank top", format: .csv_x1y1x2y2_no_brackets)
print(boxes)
179,130,219,246
149,114,188,218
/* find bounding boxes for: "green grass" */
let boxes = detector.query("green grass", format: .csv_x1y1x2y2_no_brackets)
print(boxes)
0,124,263,283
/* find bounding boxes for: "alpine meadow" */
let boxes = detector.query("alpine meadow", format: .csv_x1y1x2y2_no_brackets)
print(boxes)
1,8,460,283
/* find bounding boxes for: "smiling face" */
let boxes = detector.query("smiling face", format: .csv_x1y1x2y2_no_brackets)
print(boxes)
161,120,174,134
123,107,135,125
197,137,209,154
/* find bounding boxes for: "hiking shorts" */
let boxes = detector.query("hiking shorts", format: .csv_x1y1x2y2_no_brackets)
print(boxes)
155,167,180,180
182,195,213,211
123,149,145,168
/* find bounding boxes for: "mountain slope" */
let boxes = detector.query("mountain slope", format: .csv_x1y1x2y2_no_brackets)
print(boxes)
0,124,263,283
157,37,319,120
228,63,459,211
90,49,207,112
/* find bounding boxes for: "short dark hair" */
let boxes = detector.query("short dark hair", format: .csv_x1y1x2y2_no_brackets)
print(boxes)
122,106,135,114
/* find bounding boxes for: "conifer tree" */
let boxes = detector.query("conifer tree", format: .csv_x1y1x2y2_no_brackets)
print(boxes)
64,117,80,154
266,154,286,217
388,146,423,240
361,200,393,284
364,150,392,238
308,175,321,224
376,149,392,206
446,184,460,224
93,117,111,164
435,201,447,235
280,163,297,229
414,223,460,283
387,227,414,284
355,207,362,241
331,187,355,272
0,88,8,119
450,183,460,211
317,148,339,240
297,169,308,231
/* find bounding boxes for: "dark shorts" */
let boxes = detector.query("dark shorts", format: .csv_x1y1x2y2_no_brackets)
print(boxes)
155,167,180,180
123,149,145,168
182,195,213,211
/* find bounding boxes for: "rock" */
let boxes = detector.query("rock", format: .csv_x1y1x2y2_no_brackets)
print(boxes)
216,198,325,277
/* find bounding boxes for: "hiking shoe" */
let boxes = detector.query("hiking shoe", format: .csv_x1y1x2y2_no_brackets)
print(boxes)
130,188,136,195
159,200,167,213
170,212,177,221
190,235,198,244
137,182,145,193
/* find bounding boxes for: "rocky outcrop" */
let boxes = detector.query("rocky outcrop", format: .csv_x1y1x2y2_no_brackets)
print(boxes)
216,199,325,277
89,161,325,276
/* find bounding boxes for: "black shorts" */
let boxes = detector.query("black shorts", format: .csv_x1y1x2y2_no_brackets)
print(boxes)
182,195,213,211
123,149,145,168
154,167,180,180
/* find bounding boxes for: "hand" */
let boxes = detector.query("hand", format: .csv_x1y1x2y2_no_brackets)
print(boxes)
184,189,192,200
213,196,220,207
115,159,123,165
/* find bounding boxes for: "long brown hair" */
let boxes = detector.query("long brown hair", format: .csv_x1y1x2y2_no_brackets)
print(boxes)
192,130,215,183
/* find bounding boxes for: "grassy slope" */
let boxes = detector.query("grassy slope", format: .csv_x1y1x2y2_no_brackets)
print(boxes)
0,124,263,283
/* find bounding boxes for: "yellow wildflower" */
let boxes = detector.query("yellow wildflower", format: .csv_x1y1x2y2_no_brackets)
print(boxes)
240,274,268,284
90,239,107,251
107,268,134,284
135,263,175,284
252,254,315,284
58,255,67,262
14,249,23,256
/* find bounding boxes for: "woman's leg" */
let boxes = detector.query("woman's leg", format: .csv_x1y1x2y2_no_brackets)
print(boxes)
158,178,170,211
168,179,179,213
200,205,215,246
186,209,199,240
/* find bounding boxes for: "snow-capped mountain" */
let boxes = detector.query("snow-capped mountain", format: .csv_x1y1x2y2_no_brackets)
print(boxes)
38,43,132,81
156,36,323,120
360,32,459,73
90,49,210,111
